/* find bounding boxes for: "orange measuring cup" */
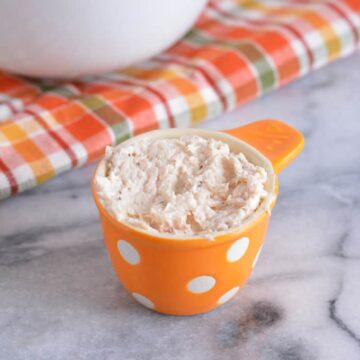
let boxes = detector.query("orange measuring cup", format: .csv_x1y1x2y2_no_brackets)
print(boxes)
92,119,304,315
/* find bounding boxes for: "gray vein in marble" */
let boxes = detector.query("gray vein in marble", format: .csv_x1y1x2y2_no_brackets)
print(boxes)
329,297,360,349
0,219,99,266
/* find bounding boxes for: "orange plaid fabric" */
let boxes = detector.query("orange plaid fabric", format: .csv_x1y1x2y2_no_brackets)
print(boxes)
0,0,359,198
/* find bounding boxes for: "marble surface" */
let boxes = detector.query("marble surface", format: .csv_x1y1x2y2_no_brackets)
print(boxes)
1,52,360,360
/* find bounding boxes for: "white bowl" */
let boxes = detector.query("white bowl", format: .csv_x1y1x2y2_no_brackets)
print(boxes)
0,0,207,78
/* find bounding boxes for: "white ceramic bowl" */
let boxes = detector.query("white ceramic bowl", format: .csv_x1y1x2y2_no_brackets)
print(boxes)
0,0,207,78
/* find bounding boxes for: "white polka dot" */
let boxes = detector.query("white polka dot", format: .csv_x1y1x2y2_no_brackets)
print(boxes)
252,246,263,268
187,276,216,294
218,286,240,305
117,240,140,265
226,237,249,262
132,292,155,309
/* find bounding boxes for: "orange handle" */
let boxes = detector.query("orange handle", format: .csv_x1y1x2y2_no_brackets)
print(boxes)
224,120,304,173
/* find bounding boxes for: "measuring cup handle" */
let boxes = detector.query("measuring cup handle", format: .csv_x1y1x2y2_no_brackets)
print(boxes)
224,119,304,174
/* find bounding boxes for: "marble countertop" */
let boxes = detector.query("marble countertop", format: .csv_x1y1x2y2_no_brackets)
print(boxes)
1,52,360,360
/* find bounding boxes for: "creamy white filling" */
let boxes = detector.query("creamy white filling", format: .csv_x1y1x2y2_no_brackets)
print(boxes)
96,136,268,235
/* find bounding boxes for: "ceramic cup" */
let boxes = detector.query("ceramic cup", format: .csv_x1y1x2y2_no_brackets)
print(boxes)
92,119,304,315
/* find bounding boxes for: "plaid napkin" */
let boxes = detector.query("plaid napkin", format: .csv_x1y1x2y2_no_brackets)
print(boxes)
0,0,359,199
